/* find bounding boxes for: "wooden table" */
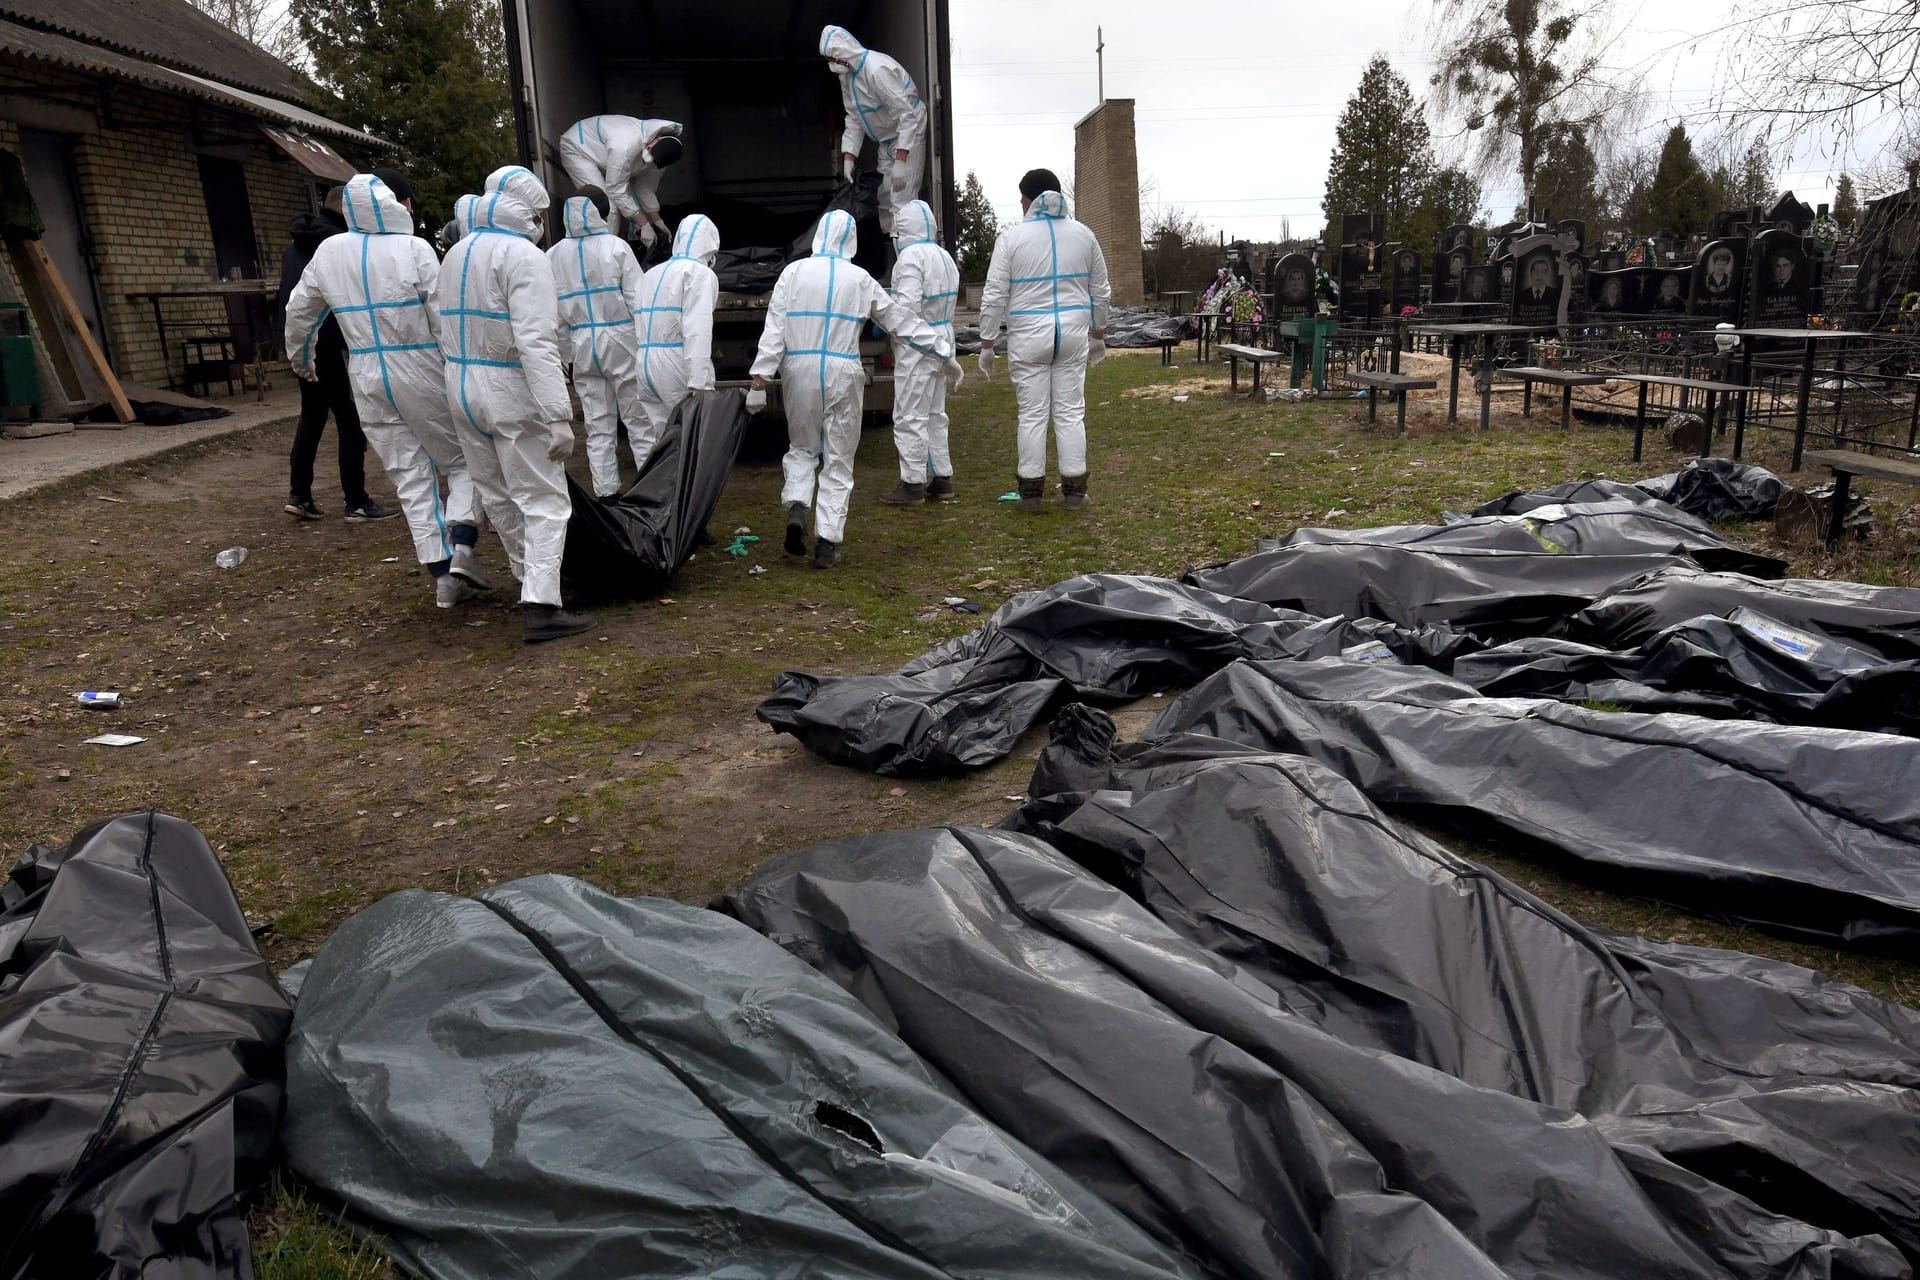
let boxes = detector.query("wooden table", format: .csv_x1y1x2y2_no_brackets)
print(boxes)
1159,290,1193,317
1605,372,1755,462
127,280,276,402
1407,323,1553,429
1721,327,1880,470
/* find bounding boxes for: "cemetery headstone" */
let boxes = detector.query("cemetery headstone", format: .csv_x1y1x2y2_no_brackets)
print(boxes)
1589,268,1636,314
1564,255,1589,318
1650,266,1693,314
1767,192,1815,235
1508,235,1564,327
1270,251,1316,319
1554,219,1586,253
1459,264,1499,305
1433,224,1476,302
1389,248,1421,313
1593,250,1626,273
1687,238,1746,321
1499,258,1515,297
1748,226,1811,326
1337,212,1387,318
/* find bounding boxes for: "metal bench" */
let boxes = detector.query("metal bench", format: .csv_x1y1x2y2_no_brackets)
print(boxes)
1605,372,1755,462
1217,342,1284,397
1345,369,1437,432
1802,448,1920,546
1496,366,1611,430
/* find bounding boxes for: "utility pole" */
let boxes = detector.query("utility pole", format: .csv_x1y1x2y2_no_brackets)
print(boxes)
1096,26,1104,104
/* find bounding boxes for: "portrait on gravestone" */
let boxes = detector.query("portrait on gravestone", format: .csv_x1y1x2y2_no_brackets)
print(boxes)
1499,259,1515,295
1462,264,1496,302
1564,256,1588,317
1687,238,1746,321
1272,251,1315,316
1554,219,1586,254
1595,250,1626,272
1652,273,1686,312
1510,245,1561,326
1590,270,1632,313
1390,249,1420,311
1750,227,1811,326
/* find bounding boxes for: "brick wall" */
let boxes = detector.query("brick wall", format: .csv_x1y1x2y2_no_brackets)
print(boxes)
1073,99,1145,307
0,57,326,390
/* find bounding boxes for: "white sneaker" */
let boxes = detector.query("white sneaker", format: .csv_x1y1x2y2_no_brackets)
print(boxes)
435,575,477,609
449,546,492,590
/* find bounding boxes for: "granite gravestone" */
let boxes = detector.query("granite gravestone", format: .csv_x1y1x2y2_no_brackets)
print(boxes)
1554,219,1587,254
1564,255,1589,318
1337,212,1387,318
1588,269,1636,314
1270,251,1316,319
1648,267,1692,314
1390,248,1421,313
1767,192,1815,235
1593,250,1627,272
1459,264,1499,305
1748,226,1811,325
1508,237,1564,326
1687,238,1746,321
1433,224,1476,301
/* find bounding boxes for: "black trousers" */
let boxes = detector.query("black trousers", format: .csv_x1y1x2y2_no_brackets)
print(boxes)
290,345,368,505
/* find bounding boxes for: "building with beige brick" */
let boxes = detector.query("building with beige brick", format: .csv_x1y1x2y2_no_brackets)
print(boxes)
1073,98,1144,308
0,0,379,407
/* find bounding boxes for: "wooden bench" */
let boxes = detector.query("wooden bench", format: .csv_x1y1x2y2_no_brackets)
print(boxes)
1148,335,1182,366
1218,342,1284,397
1344,369,1437,432
1802,449,1920,546
1605,372,1755,462
1496,367,1611,430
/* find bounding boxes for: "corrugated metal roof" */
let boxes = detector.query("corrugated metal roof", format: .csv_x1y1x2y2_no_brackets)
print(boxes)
0,0,303,102
0,19,383,145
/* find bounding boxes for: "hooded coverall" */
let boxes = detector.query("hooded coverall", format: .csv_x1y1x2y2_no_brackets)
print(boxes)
633,214,721,461
821,25,926,235
885,199,960,485
547,196,648,497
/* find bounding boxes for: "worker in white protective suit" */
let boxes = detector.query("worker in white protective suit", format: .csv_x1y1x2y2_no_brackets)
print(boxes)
748,208,956,570
284,171,497,610
880,198,962,504
434,165,592,643
555,115,684,251
821,25,927,235
547,188,648,497
632,212,721,461
978,169,1111,512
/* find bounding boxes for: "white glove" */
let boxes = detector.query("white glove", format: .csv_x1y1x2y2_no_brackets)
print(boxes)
638,222,657,249
944,357,964,390
1088,338,1107,367
745,387,767,413
978,345,995,381
842,154,858,183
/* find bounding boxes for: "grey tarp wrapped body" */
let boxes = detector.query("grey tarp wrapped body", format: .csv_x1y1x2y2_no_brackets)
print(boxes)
1145,658,1920,951
282,875,1194,1280
1000,710,1920,1267
721,827,1906,1280
0,812,291,1280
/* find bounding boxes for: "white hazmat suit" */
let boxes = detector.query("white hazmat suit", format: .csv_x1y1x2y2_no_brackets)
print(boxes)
886,199,961,489
284,172,480,572
821,26,926,235
547,196,648,497
433,166,575,607
633,214,720,459
979,189,1111,486
556,115,682,246
751,209,952,549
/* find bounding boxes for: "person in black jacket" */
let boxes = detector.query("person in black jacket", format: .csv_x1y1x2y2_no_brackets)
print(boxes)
275,185,393,521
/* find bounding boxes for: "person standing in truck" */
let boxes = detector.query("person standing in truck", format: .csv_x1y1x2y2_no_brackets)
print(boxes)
548,187,649,498
978,169,1110,513
747,209,955,571
879,199,961,505
821,25,926,236
555,115,684,253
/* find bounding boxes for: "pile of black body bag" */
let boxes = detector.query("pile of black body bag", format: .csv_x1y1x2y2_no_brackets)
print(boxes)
13,457,1920,1279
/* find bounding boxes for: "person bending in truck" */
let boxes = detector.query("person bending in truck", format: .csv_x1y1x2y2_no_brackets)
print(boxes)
746,209,956,571
555,115,684,253
879,199,962,506
547,186,649,498
821,25,927,236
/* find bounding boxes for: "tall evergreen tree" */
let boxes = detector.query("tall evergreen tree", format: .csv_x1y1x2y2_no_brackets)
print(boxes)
1405,166,1484,255
954,171,1000,283
1647,124,1713,238
1531,123,1601,228
1833,172,1860,231
1321,56,1436,248
292,0,510,226
1735,135,1774,208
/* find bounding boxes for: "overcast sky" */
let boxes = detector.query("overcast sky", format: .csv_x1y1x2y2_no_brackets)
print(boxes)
946,0,1909,238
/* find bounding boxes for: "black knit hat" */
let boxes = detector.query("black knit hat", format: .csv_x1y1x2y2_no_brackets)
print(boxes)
371,167,414,204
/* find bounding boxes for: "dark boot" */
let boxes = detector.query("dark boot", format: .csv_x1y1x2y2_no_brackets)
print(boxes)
784,503,808,556
812,537,839,570
879,481,927,505
1061,473,1091,510
927,474,956,500
1016,476,1045,513
523,603,594,644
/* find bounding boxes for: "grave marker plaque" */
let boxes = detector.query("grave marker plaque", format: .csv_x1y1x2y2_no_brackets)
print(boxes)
1593,250,1626,273
1651,266,1694,314
1589,268,1636,314
1748,227,1811,326
1687,238,1746,321
1270,251,1316,319
1433,224,1476,302
1337,212,1386,318
1459,264,1499,305
1767,192,1815,235
1508,236,1563,326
